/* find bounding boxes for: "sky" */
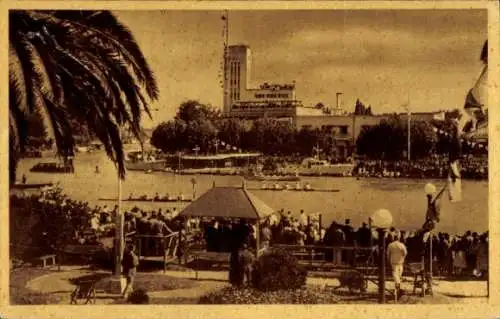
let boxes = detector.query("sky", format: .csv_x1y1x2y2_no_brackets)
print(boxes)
114,10,487,128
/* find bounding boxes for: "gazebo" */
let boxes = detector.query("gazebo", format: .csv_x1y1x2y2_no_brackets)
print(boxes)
178,183,275,255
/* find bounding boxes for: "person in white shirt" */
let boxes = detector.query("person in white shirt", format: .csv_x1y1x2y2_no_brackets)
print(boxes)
90,213,100,231
387,231,407,294
299,210,308,227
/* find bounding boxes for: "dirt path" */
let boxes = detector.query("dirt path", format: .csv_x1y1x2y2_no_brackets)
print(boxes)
25,267,487,305
25,267,228,305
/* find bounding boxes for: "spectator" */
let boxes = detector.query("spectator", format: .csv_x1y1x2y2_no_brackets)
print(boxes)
387,231,407,296
299,210,308,227
356,222,371,247
261,222,272,250
238,243,256,287
122,244,139,299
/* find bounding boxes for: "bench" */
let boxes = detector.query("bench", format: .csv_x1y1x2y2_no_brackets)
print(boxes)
190,251,231,280
38,254,57,268
60,244,103,266
293,252,325,260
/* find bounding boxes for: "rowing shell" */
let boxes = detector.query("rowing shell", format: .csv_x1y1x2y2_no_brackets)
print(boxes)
99,198,192,203
248,188,340,193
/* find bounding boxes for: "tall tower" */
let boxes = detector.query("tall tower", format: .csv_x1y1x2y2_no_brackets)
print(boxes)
224,45,251,113
221,11,230,114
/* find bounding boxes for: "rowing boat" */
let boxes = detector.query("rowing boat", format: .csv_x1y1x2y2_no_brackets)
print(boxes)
99,198,192,203
248,187,340,193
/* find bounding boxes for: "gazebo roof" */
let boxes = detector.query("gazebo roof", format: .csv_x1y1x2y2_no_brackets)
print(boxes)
178,186,275,220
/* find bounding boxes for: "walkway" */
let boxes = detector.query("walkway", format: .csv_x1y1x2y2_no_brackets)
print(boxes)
25,266,229,305
26,266,487,304
162,269,488,301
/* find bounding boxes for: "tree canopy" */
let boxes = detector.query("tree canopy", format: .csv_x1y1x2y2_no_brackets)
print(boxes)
9,10,159,182
356,115,437,159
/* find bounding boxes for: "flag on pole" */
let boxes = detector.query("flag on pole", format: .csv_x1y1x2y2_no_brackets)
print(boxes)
448,160,462,203
448,119,462,203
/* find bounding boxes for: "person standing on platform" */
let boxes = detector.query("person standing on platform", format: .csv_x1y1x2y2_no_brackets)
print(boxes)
387,231,407,296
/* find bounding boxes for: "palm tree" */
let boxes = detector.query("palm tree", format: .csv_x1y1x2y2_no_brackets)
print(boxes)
9,10,159,184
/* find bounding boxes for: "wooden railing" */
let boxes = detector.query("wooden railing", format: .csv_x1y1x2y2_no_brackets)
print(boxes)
271,244,376,268
133,233,179,262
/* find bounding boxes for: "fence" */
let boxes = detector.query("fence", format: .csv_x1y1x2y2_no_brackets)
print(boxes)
133,233,179,272
272,244,376,269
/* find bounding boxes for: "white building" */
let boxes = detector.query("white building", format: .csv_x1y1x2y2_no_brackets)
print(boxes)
223,44,303,119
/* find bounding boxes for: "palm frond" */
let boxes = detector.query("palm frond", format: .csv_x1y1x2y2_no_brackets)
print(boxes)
9,10,159,182
9,73,29,152
32,10,159,100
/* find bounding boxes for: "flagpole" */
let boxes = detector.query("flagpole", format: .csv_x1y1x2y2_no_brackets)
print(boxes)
429,231,433,293
407,93,411,162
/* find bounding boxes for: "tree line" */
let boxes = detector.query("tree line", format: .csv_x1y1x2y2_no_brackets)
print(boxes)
151,101,476,160
150,100,351,158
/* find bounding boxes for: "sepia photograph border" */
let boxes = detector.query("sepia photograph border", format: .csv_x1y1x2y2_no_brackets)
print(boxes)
0,1,499,318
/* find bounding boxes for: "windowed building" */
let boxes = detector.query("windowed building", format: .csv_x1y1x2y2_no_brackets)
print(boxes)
223,44,303,119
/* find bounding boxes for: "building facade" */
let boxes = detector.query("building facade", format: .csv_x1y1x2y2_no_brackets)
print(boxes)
222,45,445,159
294,111,445,158
223,45,302,119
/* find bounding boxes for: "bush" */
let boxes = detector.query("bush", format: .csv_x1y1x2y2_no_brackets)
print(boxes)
251,249,307,292
199,286,340,304
127,289,150,304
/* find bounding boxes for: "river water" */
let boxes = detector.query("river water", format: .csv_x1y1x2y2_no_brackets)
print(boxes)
17,152,488,235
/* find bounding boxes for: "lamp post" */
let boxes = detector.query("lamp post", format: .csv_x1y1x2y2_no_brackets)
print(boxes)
370,208,393,304
424,183,437,295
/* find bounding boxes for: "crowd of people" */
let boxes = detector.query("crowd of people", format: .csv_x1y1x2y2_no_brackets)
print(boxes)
195,208,488,279
25,186,488,281
34,186,196,249
353,155,487,180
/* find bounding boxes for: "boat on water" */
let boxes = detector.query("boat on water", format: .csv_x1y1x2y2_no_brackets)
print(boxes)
99,197,192,203
100,191,192,203
244,174,300,182
11,182,54,190
125,151,262,173
30,162,73,173
125,151,168,171
284,158,354,177
257,182,339,193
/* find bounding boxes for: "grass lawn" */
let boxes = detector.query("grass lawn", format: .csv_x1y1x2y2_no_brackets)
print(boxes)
10,267,65,305
70,272,196,292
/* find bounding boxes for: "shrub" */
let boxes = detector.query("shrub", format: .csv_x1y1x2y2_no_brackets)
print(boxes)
251,249,307,292
127,289,150,304
199,286,339,304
